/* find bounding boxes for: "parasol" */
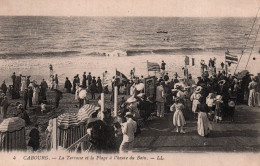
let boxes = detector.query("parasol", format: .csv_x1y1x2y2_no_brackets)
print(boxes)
78,89,87,99
77,104,100,123
135,83,144,91
0,117,25,132
57,113,80,129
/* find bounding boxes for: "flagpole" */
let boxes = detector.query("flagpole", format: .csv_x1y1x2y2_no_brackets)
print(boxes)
147,60,149,77
224,52,226,75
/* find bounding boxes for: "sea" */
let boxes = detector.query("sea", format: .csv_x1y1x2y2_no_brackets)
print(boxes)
0,16,259,84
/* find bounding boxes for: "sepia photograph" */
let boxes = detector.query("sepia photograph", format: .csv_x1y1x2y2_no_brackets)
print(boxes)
0,0,259,165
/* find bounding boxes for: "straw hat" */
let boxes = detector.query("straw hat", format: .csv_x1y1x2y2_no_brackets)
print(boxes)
137,93,145,98
218,80,226,85
124,112,133,118
126,96,137,103
216,95,222,101
171,89,178,92
17,104,23,109
174,83,182,89
195,86,202,93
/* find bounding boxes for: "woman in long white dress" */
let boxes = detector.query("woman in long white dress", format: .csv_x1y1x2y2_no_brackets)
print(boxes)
197,103,211,137
20,76,26,92
32,86,40,105
248,76,258,107
190,86,202,119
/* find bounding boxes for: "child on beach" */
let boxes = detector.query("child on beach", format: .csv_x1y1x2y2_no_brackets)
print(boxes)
206,93,216,121
197,103,212,137
215,95,224,123
170,97,186,133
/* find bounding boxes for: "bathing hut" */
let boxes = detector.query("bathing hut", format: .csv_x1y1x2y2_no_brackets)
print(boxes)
57,113,85,148
0,117,26,151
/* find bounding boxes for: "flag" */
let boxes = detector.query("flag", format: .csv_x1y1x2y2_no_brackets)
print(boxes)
116,70,128,83
225,53,238,63
147,61,160,71
185,56,189,65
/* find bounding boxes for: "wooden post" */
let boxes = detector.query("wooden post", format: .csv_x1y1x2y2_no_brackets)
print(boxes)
101,93,104,120
224,52,228,76
52,118,57,150
114,86,118,117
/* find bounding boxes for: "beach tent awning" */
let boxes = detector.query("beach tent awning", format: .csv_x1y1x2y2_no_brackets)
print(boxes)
57,113,80,129
77,104,99,123
0,117,25,132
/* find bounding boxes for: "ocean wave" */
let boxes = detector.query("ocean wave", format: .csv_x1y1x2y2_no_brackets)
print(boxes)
0,46,244,59
84,46,244,57
0,51,81,59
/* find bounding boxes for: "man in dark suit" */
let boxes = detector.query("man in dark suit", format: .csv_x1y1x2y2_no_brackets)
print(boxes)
54,89,63,108
28,87,33,107
24,88,29,109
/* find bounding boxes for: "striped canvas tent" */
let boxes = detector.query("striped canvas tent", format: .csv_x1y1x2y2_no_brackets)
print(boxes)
57,113,80,129
77,104,100,123
57,113,86,148
0,117,26,151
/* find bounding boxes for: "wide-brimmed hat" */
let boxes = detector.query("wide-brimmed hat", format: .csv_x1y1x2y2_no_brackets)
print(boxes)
17,104,23,109
174,83,182,89
171,89,178,92
216,95,222,101
207,93,214,99
124,112,133,118
184,86,190,89
126,96,137,103
195,86,202,93
218,80,226,85
137,93,145,98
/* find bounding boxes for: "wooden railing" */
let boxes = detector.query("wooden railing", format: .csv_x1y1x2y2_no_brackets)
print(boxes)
66,133,90,152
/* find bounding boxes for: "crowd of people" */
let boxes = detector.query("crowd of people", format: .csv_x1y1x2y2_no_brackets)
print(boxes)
0,60,259,153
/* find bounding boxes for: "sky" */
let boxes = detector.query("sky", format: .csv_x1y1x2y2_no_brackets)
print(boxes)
0,0,260,17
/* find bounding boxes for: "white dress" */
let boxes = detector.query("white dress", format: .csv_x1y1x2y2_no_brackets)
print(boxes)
190,92,201,113
170,103,186,127
197,112,211,136
20,77,26,92
248,81,258,107
32,87,39,104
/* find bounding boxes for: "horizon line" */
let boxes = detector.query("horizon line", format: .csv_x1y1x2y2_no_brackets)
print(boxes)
0,15,256,18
